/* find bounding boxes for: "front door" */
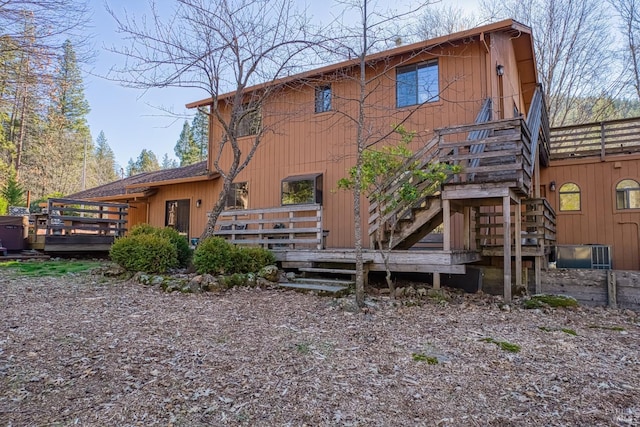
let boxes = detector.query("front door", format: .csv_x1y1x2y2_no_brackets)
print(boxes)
165,199,190,237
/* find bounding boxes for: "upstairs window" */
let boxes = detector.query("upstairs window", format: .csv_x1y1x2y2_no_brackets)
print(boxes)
396,60,439,108
315,85,332,113
281,174,323,205
559,182,581,211
616,179,640,209
225,182,248,209
237,106,261,137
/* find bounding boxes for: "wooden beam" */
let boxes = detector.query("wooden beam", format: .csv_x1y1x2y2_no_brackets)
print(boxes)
535,256,542,294
503,195,512,302
443,199,451,251
515,198,522,292
463,206,471,250
433,272,441,289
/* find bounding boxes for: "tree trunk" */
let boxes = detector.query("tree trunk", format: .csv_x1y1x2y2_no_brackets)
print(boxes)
200,175,233,240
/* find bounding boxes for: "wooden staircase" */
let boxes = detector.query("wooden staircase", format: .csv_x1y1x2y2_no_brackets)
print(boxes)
368,89,551,253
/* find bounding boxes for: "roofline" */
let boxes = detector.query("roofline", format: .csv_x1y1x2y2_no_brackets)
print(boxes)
75,192,148,202
125,172,220,190
186,19,531,109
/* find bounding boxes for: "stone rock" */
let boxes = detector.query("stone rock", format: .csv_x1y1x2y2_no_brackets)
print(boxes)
191,275,203,285
133,272,151,285
151,275,165,286
246,273,257,287
417,287,427,297
285,271,297,281
405,286,416,297
258,265,279,282
395,287,405,298
256,277,273,289
94,264,126,277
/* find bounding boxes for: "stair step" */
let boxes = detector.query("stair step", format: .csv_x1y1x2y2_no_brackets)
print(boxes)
278,281,350,295
292,277,354,286
299,267,357,275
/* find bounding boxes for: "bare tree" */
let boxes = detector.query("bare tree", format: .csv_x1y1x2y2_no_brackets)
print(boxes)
326,0,438,307
480,0,617,125
107,0,322,238
416,3,484,40
610,0,640,100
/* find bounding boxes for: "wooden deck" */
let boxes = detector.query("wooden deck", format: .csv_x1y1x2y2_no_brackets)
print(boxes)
276,249,480,275
550,116,640,160
38,198,128,252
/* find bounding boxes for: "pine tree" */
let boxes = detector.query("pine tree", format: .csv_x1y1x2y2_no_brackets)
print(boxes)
161,153,178,169
191,108,209,162
1,169,25,206
93,130,118,184
54,39,90,132
127,149,160,176
174,121,200,166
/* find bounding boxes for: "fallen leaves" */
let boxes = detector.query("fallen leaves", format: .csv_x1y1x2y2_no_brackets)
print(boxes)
0,269,638,426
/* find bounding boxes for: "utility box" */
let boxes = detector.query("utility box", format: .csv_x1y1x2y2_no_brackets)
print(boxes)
0,216,28,251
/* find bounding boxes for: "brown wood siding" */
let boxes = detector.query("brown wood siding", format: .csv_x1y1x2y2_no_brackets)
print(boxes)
540,154,640,270
204,35,531,249
145,180,218,241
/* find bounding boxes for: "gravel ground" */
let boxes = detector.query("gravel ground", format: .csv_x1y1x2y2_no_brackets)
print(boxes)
1,267,639,426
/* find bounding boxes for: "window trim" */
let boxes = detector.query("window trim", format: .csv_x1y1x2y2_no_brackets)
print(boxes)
616,178,640,210
281,173,323,206
315,85,332,113
558,182,581,212
224,182,249,210
396,59,439,108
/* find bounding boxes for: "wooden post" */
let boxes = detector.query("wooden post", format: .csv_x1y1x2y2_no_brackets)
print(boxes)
443,199,451,251
600,121,606,161
433,272,441,289
515,198,522,292
607,270,617,308
535,256,542,294
463,206,471,250
503,196,512,302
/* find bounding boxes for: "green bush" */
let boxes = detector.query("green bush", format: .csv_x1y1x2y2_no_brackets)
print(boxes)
128,224,192,267
0,196,7,215
110,234,178,273
193,237,275,275
156,227,192,268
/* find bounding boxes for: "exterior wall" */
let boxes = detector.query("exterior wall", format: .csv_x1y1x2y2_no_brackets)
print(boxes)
540,154,640,270
144,180,217,241
205,33,531,249
126,201,148,232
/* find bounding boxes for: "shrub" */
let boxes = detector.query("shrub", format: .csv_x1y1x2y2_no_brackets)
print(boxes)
193,237,275,275
523,294,578,309
156,227,192,268
110,234,178,273
128,224,192,267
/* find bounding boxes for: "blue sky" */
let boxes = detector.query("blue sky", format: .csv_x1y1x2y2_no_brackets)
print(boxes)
84,0,479,170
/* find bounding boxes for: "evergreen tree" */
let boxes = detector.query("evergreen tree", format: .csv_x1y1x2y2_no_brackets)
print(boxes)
94,130,118,184
127,149,160,176
1,169,25,206
161,153,178,169
191,108,209,162
54,39,90,133
174,121,199,166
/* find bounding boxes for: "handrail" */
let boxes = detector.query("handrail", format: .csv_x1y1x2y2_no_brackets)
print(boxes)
468,98,493,171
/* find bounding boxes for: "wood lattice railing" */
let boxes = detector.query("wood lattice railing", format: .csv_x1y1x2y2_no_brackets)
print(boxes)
550,116,640,160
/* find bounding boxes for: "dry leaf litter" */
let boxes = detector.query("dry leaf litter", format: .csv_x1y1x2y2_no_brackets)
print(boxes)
0,267,639,426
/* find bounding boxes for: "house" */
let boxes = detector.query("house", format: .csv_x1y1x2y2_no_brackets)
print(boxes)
67,161,218,240
541,118,640,271
182,18,552,300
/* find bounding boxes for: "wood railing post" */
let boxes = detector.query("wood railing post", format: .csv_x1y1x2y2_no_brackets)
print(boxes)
503,196,512,302
600,121,606,161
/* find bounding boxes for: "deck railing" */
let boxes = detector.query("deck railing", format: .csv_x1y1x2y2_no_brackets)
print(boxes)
213,204,324,250
437,117,533,195
550,116,640,160
46,198,128,237
475,197,556,253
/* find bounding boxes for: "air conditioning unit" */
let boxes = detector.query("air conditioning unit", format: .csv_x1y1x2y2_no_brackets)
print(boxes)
556,245,612,269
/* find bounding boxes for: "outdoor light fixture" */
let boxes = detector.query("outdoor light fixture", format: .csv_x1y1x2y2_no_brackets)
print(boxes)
496,64,505,76
196,199,202,208
549,181,556,192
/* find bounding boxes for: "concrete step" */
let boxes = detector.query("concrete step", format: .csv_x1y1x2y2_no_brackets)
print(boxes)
278,281,351,296
299,267,356,275
293,277,354,286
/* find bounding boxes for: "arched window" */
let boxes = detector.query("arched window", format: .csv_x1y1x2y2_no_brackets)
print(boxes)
559,182,581,211
616,179,640,209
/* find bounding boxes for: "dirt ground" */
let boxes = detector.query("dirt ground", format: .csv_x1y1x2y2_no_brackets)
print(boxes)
1,267,639,426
